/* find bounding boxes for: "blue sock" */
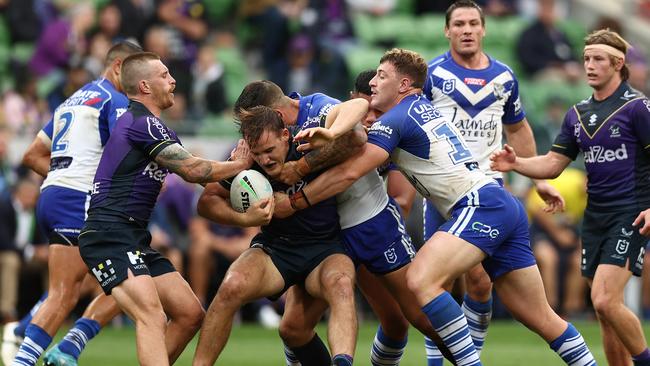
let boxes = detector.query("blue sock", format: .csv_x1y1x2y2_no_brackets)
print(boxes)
371,325,407,366
14,292,48,338
332,354,353,366
424,336,443,366
549,323,596,365
422,292,482,366
633,348,650,366
462,294,492,355
12,324,52,366
56,318,101,360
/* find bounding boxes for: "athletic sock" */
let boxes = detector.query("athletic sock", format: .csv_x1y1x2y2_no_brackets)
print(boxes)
12,324,52,366
421,292,482,366
370,325,407,366
332,354,353,366
424,336,443,366
549,322,596,365
633,348,650,366
461,294,492,355
14,292,48,338
56,318,101,359
283,343,301,366
291,333,331,366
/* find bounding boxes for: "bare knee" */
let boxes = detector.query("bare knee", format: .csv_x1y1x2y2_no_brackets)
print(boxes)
279,317,314,346
139,308,168,331
591,289,620,320
215,273,249,308
324,273,355,304
173,301,205,331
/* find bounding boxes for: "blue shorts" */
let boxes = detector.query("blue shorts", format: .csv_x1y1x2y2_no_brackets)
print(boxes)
36,186,90,246
424,178,504,241
342,198,416,274
437,182,535,280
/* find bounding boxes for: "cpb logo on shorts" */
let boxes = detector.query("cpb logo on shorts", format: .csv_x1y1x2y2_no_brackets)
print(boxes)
384,248,397,264
471,221,500,239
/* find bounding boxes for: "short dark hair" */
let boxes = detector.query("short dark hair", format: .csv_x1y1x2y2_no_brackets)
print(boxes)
238,106,285,148
120,52,160,96
105,40,143,67
233,80,285,120
353,69,376,96
379,48,428,89
585,28,631,81
446,0,485,27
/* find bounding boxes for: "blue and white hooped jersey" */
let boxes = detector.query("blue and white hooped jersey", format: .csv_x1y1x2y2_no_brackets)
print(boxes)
292,92,389,228
367,93,493,218
423,52,525,179
41,78,128,193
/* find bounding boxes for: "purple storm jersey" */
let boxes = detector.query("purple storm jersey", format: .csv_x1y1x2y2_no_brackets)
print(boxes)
423,51,525,180
87,101,181,227
290,92,340,131
551,82,650,210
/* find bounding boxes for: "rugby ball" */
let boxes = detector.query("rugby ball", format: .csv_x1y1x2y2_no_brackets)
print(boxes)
229,169,274,213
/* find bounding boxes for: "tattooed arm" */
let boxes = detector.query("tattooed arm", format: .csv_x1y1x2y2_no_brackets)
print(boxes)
155,141,251,184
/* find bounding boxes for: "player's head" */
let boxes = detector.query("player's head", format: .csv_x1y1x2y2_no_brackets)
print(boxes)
583,28,630,89
234,80,296,125
351,70,380,127
445,0,485,58
121,52,176,111
238,105,290,178
369,48,427,112
104,40,143,91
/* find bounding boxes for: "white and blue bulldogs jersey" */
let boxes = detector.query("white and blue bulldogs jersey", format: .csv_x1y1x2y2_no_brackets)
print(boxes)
368,94,493,218
423,51,526,179
40,78,128,193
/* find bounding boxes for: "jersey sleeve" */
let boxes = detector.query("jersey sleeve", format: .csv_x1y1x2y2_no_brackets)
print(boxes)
550,108,580,160
127,116,179,158
502,76,526,124
633,98,650,155
367,115,401,154
423,71,434,101
41,118,54,139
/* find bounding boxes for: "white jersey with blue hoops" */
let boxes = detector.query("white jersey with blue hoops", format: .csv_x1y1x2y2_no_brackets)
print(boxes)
367,93,493,218
423,52,526,179
40,78,128,193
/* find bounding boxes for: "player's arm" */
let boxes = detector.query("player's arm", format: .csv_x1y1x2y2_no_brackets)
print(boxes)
387,169,416,218
197,182,273,227
504,118,565,212
155,140,251,184
22,131,51,177
490,144,571,179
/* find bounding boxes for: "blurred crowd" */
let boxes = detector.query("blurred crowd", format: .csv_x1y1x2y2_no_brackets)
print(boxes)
0,0,649,327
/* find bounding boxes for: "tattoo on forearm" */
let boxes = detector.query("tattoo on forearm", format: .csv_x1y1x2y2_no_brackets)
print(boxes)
305,130,360,172
157,144,214,182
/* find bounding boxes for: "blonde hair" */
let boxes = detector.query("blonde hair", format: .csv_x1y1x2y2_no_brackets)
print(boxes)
584,29,631,80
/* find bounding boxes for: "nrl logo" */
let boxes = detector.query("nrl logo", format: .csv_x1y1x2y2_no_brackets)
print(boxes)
442,79,456,94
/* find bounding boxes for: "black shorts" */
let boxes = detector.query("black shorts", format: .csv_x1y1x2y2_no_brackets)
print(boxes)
250,233,348,300
78,221,176,295
581,208,647,278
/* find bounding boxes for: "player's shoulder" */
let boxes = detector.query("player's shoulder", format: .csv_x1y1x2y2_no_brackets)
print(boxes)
488,56,517,76
427,51,453,70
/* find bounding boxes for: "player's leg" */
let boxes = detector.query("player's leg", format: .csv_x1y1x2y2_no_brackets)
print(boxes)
462,264,493,356
192,247,285,366
1,292,47,365
13,245,87,366
305,253,357,366
154,271,205,363
279,285,331,366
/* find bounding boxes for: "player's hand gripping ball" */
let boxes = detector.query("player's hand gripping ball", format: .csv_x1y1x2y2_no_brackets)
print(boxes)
230,170,273,212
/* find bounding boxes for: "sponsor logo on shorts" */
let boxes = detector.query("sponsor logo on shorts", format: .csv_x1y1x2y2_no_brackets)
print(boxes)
621,227,634,237
384,248,397,264
92,260,117,287
127,250,146,270
616,239,629,255
636,247,646,271
471,221,500,239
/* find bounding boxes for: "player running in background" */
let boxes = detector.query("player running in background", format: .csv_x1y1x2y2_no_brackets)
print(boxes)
9,41,142,366
192,105,364,366
421,2,564,363
287,48,596,366
76,52,251,366
491,29,650,366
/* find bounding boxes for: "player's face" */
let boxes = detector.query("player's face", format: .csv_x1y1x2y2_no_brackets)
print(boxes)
149,59,176,110
369,62,403,112
583,49,621,90
445,7,485,57
251,129,290,179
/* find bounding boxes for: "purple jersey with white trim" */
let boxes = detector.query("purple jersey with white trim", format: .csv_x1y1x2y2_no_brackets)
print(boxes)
423,51,525,179
551,82,650,210
367,93,493,217
87,101,181,227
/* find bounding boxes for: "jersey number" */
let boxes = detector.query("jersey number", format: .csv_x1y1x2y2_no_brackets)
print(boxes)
52,111,73,153
432,123,472,164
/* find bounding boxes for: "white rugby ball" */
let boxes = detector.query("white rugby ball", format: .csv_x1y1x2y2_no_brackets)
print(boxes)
230,169,274,213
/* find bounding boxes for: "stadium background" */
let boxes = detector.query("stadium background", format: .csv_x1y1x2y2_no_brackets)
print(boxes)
0,0,650,364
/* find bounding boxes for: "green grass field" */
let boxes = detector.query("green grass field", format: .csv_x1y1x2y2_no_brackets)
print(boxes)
4,320,650,365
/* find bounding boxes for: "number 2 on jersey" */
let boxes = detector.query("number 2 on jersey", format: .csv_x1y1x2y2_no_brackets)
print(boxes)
432,123,472,164
52,111,73,153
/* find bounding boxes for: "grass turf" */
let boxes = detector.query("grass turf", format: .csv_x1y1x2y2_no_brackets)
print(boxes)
3,320,649,365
